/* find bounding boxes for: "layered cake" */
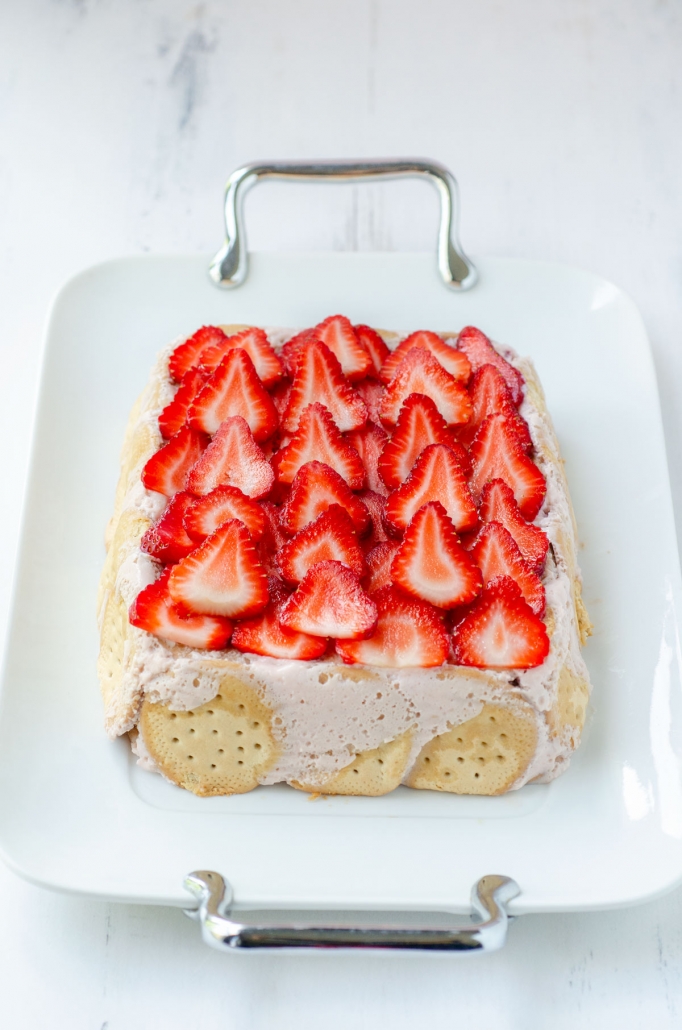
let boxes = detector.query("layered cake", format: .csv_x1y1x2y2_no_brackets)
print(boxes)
97,317,592,797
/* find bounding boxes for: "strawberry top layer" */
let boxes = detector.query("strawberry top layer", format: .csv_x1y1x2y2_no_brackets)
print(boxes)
132,321,553,670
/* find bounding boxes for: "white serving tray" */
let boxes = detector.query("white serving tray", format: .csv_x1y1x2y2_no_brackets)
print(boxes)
1,250,681,916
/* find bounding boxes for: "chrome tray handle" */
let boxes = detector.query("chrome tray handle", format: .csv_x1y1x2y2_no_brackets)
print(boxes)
183,871,519,953
209,159,477,292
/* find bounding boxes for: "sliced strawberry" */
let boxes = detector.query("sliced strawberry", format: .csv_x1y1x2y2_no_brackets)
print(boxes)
345,421,388,496
280,329,320,376
231,577,328,660
129,570,232,649
451,576,549,669
379,348,473,428
199,326,284,386
355,324,390,377
354,378,385,424
141,426,207,497
312,315,371,381
140,492,197,564
358,489,389,548
469,413,546,520
257,501,290,574
168,519,269,618
459,364,532,451
363,540,401,592
336,585,448,667
471,522,545,615
277,505,365,583
457,326,524,405
270,379,292,421
279,560,377,639
379,393,467,491
168,326,228,382
479,479,549,572
385,443,478,533
273,402,365,488
282,341,367,434
186,415,274,499
183,485,266,543
188,349,279,441
379,330,471,384
158,368,207,439
391,501,483,609
280,460,370,535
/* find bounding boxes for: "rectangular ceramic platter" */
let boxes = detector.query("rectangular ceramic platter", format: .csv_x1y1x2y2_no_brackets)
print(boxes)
1,252,681,915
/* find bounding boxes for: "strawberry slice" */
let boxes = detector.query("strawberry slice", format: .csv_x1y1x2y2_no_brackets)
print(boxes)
168,326,228,382
379,330,471,384
459,364,532,451
379,393,468,491
188,349,279,441
479,479,549,572
186,415,274,499
281,329,320,376
469,413,546,520
354,378,385,424
345,421,388,496
457,326,524,405
277,504,366,583
140,492,197,564
391,501,483,609
280,461,370,536
358,490,389,548
273,402,365,488
158,368,207,439
256,501,290,575
129,570,232,650
199,326,284,387
355,324,390,377
385,443,478,533
451,576,549,669
231,577,328,660
279,560,377,639
270,379,292,422
336,585,449,667
379,348,473,428
471,521,545,615
363,540,401,592
282,341,367,434
141,426,207,497
312,315,372,381
183,484,266,543
168,519,269,618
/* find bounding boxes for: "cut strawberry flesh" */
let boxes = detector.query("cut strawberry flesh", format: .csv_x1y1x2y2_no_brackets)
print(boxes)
140,492,197,564
188,349,279,441
231,578,328,661
158,369,207,439
345,421,388,496
168,326,228,382
279,560,378,639
457,326,525,406
459,364,532,451
355,324,390,377
379,347,473,428
186,415,274,499
391,501,483,609
257,501,290,574
199,326,284,386
385,443,478,533
183,484,266,543
141,426,207,497
451,576,549,669
282,340,367,434
280,329,320,376
379,393,466,490
380,330,471,384
280,460,370,535
168,519,269,618
312,315,372,381
357,490,389,549
336,585,449,667
277,504,365,583
273,402,365,488
354,378,385,424
363,540,401,592
469,413,546,520
471,521,545,615
129,570,232,649
479,479,549,572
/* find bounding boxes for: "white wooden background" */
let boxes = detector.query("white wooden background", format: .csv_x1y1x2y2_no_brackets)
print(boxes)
2,1,682,1026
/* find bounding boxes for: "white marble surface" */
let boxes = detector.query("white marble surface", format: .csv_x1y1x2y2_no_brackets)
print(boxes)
1,0,682,1025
